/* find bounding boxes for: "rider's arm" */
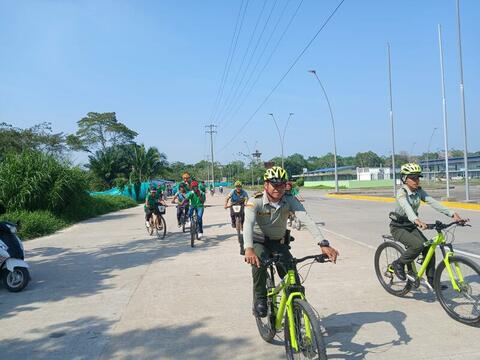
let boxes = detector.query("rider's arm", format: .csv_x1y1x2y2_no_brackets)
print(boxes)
288,196,326,242
224,192,231,207
419,188,455,218
243,198,257,249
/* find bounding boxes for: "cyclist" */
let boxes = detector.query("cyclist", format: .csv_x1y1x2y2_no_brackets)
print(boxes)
186,180,206,239
144,187,166,228
219,186,224,194
285,181,304,202
390,163,467,287
181,172,192,191
172,183,189,227
243,166,339,317
224,180,249,228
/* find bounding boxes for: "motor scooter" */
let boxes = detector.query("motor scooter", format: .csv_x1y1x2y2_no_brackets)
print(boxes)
0,221,30,292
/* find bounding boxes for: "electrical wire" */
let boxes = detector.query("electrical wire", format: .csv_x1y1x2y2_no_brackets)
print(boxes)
217,0,346,153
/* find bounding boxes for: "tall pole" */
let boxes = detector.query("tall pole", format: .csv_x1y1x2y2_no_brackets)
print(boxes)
426,127,438,183
206,124,217,188
387,43,397,196
269,113,294,169
455,0,470,201
244,141,254,186
308,70,339,193
269,113,284,168
438,24,451,198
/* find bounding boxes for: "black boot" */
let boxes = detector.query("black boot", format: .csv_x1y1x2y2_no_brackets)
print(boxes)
392,260,406,281
253,298,268,318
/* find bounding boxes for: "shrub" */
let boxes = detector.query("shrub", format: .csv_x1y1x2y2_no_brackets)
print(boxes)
0,210,68,239
295,177,304,187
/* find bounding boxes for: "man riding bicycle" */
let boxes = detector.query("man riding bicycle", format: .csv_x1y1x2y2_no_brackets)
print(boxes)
224,180,249,228
243,166,339,317
390,163,467,287
172,183,189,228
144,187,166,228
186,180,206,239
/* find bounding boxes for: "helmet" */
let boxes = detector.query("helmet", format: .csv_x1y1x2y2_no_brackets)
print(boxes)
234,180,242,187
191,180,199,188
400,163,423,176
263,166,288,183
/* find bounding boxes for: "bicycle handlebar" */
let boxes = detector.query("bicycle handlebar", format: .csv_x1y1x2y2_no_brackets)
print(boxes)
261,253,329,268
426,220,471,231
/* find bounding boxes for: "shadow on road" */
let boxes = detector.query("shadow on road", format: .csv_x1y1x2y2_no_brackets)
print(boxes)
0,316,249,360
322,310,412,359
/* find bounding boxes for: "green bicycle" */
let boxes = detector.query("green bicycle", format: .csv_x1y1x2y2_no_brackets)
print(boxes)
255,253,329,360
375,220,480,326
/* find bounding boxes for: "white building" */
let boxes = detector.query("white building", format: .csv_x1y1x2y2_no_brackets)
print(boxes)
356,167,393,181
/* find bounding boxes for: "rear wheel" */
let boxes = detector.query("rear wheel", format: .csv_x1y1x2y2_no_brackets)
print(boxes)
3,267,30,292
255,272,276,342
434,255,480,325
374,241,411,296
284,299,327,360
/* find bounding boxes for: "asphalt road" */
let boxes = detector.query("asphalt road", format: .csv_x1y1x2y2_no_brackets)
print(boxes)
0,192,479,359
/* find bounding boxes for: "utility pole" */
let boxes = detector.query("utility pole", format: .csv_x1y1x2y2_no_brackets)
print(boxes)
205,124,217,188
387,43,397,196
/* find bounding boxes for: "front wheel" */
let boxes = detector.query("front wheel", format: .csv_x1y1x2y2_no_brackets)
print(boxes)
255,272,276,343
284,299,327,360
156,215,167,239
374,241,412,296
2,267,30,292
434,255,480,326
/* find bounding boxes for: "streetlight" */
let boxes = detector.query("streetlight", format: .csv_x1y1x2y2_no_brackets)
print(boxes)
268,112,294,169
308,69,339,193
426,127,438,183
243,140,255,186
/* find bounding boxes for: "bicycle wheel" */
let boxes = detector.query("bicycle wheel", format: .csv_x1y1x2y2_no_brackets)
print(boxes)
284,299,327,360
374,241,411,296
434,255,480,325
182,212,186,233
294,217,301,231
156,215,167,239
190,216,196,247
255,271,276,343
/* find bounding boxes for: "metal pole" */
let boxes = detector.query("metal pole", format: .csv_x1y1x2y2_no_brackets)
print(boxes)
426,127,438,184
269,113,284,168
282,113,294,168
308,70,339,193
438,24,451,198
455,0,470,201
387,43,396,196
206,125,217,188
244,141,254,186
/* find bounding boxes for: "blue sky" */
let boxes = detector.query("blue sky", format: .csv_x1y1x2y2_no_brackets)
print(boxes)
0,0,478,165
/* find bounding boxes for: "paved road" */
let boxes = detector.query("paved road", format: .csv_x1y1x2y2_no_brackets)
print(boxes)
0,192,479,359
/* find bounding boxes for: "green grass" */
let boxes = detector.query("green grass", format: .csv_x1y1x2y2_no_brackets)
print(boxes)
0,195,137,240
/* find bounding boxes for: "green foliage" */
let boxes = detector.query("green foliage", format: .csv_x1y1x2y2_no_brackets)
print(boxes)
0,151,88,213
295,177,304,187
355,151,384,167
0,210,68,240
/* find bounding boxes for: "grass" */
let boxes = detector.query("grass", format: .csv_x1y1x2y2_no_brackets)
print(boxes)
0,195,137,240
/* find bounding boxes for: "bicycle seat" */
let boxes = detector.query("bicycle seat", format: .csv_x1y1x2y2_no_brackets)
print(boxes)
382,234,395,241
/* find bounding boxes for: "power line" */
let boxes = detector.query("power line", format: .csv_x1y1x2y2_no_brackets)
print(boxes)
219,0,303,130
217,0,346,153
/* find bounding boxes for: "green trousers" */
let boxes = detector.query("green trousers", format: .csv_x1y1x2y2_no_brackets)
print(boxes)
251,240,294,301
390,224,435,279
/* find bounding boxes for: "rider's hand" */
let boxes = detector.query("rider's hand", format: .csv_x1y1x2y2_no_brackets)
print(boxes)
415,219,428,230
171,200,175,204
244,247,261,268
224,205,228,209
452,212,469,223
320,246,339,263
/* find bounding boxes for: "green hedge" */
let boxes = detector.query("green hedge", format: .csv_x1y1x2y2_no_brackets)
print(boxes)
0,195,137,240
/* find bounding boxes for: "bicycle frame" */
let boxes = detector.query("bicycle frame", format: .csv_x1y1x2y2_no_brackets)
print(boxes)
267,268,311,352
400,231,464,292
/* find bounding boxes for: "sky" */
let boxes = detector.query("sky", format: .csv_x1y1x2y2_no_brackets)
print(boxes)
0,0,478,165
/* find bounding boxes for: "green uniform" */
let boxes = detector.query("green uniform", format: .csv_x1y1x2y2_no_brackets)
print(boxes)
186,190,205,208
391,185,455,279
144,193,159,210
244,191,326,300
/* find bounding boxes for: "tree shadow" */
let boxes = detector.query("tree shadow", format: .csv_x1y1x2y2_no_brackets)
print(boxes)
0,316,249,360
321,310,412,359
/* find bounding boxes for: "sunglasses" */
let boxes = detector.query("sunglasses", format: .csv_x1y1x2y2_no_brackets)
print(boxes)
269,180,286,187
407,175,421,181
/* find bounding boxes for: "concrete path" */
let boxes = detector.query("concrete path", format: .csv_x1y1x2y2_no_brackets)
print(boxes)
0,192,479,359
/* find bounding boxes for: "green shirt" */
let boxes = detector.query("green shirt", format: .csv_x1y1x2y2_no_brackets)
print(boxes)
243,192,325,249
394,185,454,223
186,190,205,208
144,193,159,210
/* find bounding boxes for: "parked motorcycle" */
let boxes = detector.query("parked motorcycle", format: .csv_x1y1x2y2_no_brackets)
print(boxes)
0,221,30,292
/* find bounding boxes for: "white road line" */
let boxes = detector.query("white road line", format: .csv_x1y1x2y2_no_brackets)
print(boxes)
322,227,480,260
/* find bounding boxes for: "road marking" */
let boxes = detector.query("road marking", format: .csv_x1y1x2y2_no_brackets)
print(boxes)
326,193,480,211
323,228,480,260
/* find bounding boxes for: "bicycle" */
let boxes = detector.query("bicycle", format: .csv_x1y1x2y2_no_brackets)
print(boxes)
145,205,167,239
255,252,329,360
228,203,245,255
288,212,301,231
177,204,188,233
189,209,199,247
374,220,480,326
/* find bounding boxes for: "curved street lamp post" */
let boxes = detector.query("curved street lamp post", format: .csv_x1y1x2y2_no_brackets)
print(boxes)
269,112,294,169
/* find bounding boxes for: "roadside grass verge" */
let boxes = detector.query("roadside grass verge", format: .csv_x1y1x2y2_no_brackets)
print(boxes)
0,195,137,240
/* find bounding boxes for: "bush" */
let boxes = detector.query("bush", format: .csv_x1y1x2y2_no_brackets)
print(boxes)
0,150,88,213
295,177,304,187
0,210,68,239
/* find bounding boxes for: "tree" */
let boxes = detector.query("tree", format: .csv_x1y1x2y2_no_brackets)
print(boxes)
87,147,129,190
67,112,138,153
355,151,384,167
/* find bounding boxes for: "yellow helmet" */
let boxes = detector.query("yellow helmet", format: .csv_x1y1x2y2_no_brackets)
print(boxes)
400,163,423,176
234,180,242,187
263,166,288,183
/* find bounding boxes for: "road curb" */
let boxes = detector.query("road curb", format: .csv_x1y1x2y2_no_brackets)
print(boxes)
327,193,480,211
